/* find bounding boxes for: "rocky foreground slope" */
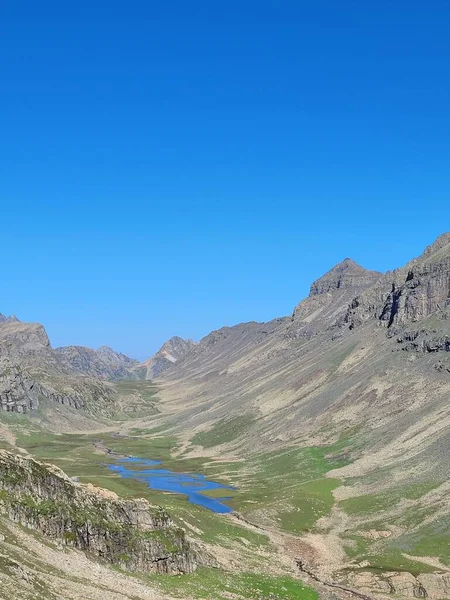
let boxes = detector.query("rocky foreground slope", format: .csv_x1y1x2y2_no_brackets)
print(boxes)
0,450,198,574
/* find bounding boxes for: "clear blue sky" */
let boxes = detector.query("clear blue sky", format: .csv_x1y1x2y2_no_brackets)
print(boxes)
1,1,449,359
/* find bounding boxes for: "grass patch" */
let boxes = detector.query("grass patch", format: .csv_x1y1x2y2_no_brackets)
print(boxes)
221,444,349,534
192,414,256,449
149,567,318,599
340,481,442,517
392,517,450,566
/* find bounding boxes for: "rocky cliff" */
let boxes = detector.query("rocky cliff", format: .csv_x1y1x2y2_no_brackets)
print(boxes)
0,450,199,574
342,233,450,331
282,259,382,342
347,570,450,600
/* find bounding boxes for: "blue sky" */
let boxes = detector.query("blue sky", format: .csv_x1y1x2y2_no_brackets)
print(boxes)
1,1,449,359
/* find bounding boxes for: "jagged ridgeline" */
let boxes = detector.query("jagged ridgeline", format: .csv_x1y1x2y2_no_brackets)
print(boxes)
0,450,199,573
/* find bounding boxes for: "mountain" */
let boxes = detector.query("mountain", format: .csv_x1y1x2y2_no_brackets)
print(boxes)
152,235,450,452
309,257,382,296
141,259,383,381
139,336,197,379
55,344,139,381
0,318,138,416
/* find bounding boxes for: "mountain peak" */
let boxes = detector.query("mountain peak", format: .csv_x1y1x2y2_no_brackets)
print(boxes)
309,259,382,296
159,336,196,359
0,314,20,324
140,337,196,379
421,232,450,259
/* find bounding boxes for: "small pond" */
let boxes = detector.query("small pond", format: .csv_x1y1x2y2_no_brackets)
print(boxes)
108,457,235,514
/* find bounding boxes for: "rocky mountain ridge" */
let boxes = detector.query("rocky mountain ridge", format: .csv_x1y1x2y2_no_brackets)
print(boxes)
0,314,19,324
149,234,450,385
341,233,450,332
55,344,139,381
139,259,384,376
3,233,450,420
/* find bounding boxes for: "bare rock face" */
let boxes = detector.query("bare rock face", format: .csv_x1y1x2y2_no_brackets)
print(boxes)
0,450,199,574
0,366,39,413
392,327,450,355
0,320,51,359
343,233,450,330
0,359,115,414
96,345,139,372
140,336,197,379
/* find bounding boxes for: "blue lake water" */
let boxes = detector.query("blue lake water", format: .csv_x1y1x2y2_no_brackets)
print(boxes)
108,457,235,514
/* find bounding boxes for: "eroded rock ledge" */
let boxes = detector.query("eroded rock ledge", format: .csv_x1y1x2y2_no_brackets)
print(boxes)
0,450,199,574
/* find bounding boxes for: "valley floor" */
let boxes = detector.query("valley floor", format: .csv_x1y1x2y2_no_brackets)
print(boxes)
1,377,450,600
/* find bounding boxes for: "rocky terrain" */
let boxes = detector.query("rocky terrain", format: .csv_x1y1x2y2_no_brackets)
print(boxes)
0,450,198,574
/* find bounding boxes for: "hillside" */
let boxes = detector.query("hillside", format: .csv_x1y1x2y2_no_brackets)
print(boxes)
125,233,450,597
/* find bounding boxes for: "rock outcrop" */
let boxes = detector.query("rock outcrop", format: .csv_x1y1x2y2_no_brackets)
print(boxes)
0,320,52,359
0,450,199,574
286,259,382,340
0,366,39,413
348,570,450,599
0,314,19,324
